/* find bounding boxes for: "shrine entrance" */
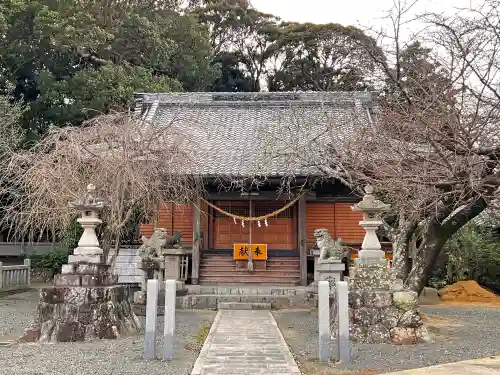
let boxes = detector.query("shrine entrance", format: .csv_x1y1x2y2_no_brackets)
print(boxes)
211,200,296,251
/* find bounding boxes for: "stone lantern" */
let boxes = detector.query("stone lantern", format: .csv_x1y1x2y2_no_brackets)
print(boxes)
19,183,140,343
352,185,390,264
65,183,105,267
344,185,429,345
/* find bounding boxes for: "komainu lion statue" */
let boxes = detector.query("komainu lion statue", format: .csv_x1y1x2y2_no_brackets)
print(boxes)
138,228,169,261
314,228,343,261
138,228,183,262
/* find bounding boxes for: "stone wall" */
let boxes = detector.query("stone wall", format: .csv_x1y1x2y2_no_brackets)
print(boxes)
348,289,428,344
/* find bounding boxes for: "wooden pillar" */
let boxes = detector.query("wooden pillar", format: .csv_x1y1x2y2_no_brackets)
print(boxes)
191,198,201,285
298,196,307,286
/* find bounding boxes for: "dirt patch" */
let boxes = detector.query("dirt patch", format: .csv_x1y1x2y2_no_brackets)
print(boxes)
439,280,500,305
420,312,463,338
421,313,461,327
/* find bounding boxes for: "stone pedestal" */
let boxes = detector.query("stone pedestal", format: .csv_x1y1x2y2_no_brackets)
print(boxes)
311,249,321,282
316,259,345,283
357,218,386,264
347,284,429,345
348,259,396,291
162,248,186,280
347,260,428,345
133,248,187,306
20,285,140,342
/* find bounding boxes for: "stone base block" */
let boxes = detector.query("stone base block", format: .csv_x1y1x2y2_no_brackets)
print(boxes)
68,254,104,264
217,302,271,310
72,247,103,256
348,289,427,344
54,272,118,287
132,292,318,315
348,260,395,290
19,285,140,343
61,264,74,274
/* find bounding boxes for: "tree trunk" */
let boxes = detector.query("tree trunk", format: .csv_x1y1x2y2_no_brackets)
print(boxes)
392,234,409,280
391,217,418,280
404,220,446,294
404,198,488,294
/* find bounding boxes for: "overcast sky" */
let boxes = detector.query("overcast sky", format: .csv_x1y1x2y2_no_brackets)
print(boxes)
251,0,477,38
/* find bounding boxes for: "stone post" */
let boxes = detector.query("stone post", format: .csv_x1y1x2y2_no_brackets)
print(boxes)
318,280,330,362
163,279,176,361
144,279,159,360
351,185,390,264
24,258,31,286
336,281,349,363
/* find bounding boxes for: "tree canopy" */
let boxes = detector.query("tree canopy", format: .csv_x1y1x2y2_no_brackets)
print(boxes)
0,0,217,140
1,0,498,293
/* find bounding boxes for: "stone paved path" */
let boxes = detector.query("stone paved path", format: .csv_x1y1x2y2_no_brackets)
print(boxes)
190,310,302,375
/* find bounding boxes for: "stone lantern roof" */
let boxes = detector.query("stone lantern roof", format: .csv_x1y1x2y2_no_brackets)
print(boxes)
352,185,390,215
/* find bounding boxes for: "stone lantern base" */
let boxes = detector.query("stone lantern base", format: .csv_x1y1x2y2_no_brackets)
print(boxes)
19,260,141,343
346,259,429,345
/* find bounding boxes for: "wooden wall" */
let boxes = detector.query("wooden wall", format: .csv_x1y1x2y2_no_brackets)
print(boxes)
140,200,365,250
306,202,364,248
140,203,194,244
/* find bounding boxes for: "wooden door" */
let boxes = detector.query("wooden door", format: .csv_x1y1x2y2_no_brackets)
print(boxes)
213,201,249,249
252,202,296,250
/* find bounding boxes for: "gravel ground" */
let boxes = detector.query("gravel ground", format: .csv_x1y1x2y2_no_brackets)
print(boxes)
0,289,216,375
273,305,500,375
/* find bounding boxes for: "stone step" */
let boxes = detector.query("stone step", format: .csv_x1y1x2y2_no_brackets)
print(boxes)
187,285,313,295
202,256,300,262
200,265,299,271
200,281,300,287
201,262,299,267
202,257,300,262
217,302,272,310
131,293,317,314
201,261,300,267
199,279,300,286
200,270,300,283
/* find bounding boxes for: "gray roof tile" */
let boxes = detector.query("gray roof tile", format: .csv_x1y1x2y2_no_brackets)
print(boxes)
135,92,373,177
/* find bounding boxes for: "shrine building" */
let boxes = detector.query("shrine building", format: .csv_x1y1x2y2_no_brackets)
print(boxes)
134,91,391,286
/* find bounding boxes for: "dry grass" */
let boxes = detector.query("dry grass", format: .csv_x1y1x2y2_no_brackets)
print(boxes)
299,360,381,375
0,112,202,247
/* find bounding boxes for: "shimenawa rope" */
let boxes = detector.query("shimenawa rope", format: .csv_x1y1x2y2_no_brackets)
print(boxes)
200,191,306,222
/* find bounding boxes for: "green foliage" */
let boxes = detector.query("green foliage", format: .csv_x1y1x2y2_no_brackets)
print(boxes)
27,65,181,135
60,218,84,251
26,220,84,277
0,0,218,138
192,0,280,92
432,218,500,292
28,248,71,278
267,23,380,92
0,92,25,155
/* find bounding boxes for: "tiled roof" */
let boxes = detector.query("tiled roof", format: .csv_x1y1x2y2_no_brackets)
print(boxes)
134,92,374,177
